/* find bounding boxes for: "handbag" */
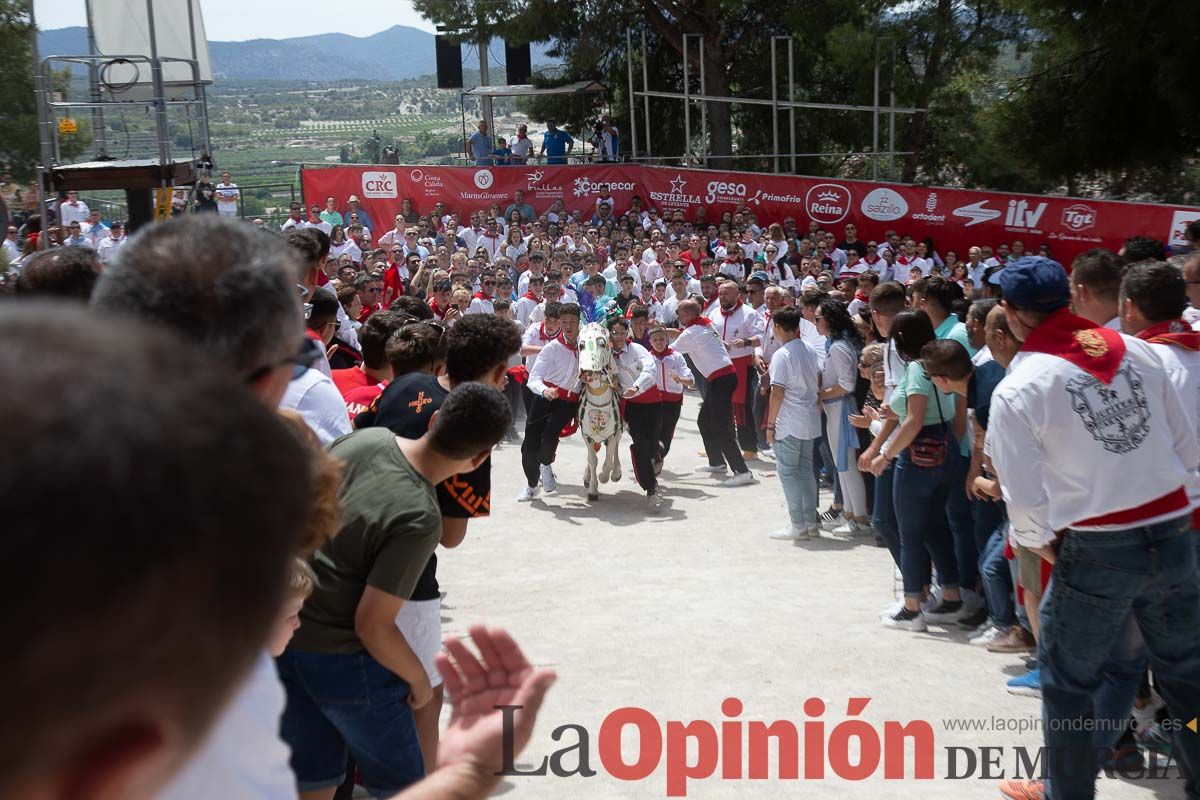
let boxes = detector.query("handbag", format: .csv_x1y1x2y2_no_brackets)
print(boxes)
907,385,948,468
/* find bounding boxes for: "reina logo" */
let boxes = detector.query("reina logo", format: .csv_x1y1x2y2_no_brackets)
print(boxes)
860,188,908,222
361,171,397,199
805,183,850,225
1061,203,1096,232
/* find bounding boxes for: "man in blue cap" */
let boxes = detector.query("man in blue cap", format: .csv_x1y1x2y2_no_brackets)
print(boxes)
987,256,1200,800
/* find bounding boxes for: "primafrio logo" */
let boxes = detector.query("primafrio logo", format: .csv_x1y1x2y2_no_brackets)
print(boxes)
860,188,908,222
804,183,850,225
474,169,495,190
361,171,397,199
1061,203,1097,232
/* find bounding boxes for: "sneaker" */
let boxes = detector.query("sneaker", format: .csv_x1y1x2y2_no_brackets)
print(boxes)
830,518,874,538
873,533,887,548
818,509,846,530
1135,721,1174,755
646,491,664,511
769,525,809,541
882,606,927,632
1131,690,1166,734
998,779,1044,800
959,587,987,615
742,449,758,461
922,599,965,624
539,464,558,494
958,606,989,630
515,485,540,503
987,626,1036,654
694,463,727,474
1006,668,1041,698
969,625,1009,647
722,470,755,487
758,447,774,459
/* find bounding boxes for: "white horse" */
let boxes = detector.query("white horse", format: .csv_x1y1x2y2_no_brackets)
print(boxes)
576,322,623,502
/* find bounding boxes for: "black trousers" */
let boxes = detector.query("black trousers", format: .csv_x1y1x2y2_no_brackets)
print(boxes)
657,400,683,461
699,373,748,474
624,401,660,494
521,395,579,487
734,366,758,453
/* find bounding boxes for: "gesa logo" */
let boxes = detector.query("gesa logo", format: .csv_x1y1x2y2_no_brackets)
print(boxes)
361,171,397,199
706,180,748,204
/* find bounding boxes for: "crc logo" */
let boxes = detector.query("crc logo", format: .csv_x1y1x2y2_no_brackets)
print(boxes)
805,183,850,225
860,188,908,222
705,180,747,204
474,170,494,189
1061,203,1096,232
361,171,397,199
408,169,424,182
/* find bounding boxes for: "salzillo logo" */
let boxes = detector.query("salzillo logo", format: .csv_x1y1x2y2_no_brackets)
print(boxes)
474,170,495,190
361,171,397,199
1061,203,1096,232
805,184,850,225
408,169,424,182
860,188,908,222
952,200,1001,227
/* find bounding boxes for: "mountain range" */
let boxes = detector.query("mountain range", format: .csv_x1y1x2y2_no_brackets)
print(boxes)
39,26,555,82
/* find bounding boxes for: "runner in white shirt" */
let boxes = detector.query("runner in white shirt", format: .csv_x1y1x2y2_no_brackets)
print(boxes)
985,256,1200,800
513,275,544,327
519,308,582,500
706,282,765,458
608,317,661,505
95,223,125,265
646,327,694,475
667,299,752,485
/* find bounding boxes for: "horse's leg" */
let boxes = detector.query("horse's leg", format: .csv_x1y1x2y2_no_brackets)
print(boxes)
607,430,622,482
586,442,599,501
598,427,611,483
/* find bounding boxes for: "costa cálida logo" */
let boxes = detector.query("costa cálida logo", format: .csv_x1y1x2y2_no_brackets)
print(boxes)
805,184,851,225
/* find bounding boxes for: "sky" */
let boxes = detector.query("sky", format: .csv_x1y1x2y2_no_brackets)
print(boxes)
33,0,437,40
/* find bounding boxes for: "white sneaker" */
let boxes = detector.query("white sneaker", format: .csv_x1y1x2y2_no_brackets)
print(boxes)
646,491,664,510
695,463,727,474
769,525,809,541
758,447,774,459
969,625,1008,647
539,464,557,493
830,518,872,538
818,511,847,531
721,470,755,487
882,607,928,632
515,486,540,503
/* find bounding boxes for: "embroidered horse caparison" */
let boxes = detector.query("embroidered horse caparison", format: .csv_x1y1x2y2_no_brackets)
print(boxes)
576,322,622,501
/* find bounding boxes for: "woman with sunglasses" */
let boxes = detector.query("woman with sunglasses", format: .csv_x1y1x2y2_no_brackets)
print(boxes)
868,310,963,631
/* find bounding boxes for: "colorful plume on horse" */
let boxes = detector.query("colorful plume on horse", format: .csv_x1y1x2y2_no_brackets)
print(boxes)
577,288,604,324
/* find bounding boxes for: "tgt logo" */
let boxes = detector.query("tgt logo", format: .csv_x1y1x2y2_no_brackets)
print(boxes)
1061,204,1096,232
361,171,397,199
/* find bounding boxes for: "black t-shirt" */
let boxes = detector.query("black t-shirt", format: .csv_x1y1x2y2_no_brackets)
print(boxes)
194,184,218,213
837,239,868,258
369,372,492,601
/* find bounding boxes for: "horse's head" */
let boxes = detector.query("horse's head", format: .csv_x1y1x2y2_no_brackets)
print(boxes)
577,322,612,388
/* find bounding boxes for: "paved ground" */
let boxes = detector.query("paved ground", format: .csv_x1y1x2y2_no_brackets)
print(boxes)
436,395,1185,799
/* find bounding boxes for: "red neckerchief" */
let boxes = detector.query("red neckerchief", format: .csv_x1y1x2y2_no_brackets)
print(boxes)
1020,307,1125,384
652,347,675,359
1136,318,1200,351
473,291,492,301
558,335,578,352
428,299,447,319
538,323,556,342
687,316,713,328
719,304,738,318
855,290,869,302
897,254,913,265
522,291,540,302
864,253,880,265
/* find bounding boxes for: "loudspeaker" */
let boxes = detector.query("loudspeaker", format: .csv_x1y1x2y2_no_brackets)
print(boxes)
436,35,463,89
505,42,532,85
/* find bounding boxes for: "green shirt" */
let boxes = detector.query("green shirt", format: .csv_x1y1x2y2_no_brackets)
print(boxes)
889,360,956,426
935,315,977,357
320,210,344,226
291,428,441,654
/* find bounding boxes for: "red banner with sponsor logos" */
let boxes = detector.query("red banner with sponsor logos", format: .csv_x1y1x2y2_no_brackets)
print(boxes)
302,164,1199,265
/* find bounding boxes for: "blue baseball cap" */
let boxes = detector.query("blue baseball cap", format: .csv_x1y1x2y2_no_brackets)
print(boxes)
748,271,770,284
998,256,1070,312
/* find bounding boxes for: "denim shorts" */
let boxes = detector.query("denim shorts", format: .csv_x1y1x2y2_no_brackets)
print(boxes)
277,649,425,797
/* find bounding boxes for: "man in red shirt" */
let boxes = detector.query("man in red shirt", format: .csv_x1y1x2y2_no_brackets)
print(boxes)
356,273,384,324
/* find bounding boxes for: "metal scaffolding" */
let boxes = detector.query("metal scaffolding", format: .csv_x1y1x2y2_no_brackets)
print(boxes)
624,30,922,176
